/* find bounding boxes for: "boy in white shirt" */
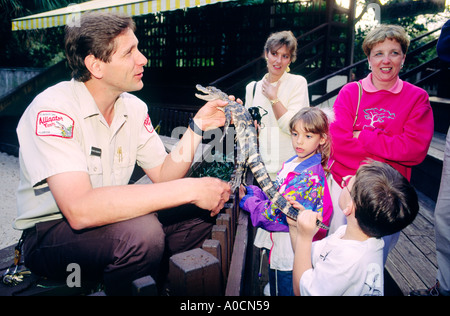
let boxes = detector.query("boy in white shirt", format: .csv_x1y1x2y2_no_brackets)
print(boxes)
288,161,420,296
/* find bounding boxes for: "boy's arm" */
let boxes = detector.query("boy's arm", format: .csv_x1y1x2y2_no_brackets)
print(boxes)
286,197,304,249
288,207,321,296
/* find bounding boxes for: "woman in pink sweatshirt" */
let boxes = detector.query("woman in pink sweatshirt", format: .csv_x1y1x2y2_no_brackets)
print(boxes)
328,24,434,261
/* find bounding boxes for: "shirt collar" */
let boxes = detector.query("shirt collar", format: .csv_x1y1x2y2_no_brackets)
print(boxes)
361,73,403,94
262,71,288,85
72,79,100,119
72,79,128,120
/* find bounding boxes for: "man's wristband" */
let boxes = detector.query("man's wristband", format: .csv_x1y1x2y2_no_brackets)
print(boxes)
189,118,203,136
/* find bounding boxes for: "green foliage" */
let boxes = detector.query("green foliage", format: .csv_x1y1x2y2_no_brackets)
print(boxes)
190,152,235,181
0,0,84,67
354,0,449,63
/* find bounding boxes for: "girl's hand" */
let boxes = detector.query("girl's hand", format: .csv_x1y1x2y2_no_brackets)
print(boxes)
286,196,304,211
238,184,247,202
286,196,320,239
286,196,304,226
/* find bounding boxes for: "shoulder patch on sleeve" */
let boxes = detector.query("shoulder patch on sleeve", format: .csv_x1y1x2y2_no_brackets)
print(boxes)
36,111,74,138
144,114,154,133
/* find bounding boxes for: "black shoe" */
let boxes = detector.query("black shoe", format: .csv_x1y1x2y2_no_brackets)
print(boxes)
409,281,441,296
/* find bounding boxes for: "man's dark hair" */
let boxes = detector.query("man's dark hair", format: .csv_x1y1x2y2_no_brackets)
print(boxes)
65,11,136,82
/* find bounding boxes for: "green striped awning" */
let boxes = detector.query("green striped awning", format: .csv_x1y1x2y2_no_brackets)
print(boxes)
12,0,231,31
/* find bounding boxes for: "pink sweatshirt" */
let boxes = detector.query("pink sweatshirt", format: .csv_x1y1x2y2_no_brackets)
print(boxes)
330,74,434,185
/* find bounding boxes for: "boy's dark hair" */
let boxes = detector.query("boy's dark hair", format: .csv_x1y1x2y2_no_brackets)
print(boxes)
65,11,136,82
352,161,419,238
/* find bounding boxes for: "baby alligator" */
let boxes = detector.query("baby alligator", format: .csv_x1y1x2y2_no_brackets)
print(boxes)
195,84,328,230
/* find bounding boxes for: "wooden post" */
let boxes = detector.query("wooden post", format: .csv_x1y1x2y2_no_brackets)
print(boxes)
216,213,232,267
211,224,228,281
225,210,249,296
132,275,158,296
202,239,222,264
168,248,222,296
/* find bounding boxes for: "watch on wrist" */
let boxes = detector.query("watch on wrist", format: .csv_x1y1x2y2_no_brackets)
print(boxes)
270,98,280,106
189,118,203,136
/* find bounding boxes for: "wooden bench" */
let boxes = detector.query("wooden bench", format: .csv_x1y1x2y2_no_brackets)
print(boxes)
163,193,251,296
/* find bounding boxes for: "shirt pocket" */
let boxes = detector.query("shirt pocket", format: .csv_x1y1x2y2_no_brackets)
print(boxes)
113,146,135,185
87,155,103,187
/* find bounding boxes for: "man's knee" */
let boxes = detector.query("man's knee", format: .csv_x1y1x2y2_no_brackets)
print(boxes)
103,214,165,295
113,214,165,265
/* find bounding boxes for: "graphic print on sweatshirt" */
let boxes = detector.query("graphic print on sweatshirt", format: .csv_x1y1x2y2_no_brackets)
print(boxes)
362,108,396,129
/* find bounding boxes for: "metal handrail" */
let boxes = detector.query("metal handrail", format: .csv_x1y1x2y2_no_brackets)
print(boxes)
309,27,442,88
209,23,329,86
308,27,443,106
210,22,443,106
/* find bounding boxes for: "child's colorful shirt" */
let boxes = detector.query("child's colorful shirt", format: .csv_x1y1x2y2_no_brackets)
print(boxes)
240,153,332,241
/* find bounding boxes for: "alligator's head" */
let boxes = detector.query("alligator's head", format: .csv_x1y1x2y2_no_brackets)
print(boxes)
195,84,223,102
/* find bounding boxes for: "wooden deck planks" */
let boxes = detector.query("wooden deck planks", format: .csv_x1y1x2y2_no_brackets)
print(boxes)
385,192,438,296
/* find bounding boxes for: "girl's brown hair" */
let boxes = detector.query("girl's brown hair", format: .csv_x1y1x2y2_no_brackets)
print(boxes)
289,107,332,171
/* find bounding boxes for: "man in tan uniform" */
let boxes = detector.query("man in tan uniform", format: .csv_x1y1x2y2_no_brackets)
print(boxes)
15,12,231,295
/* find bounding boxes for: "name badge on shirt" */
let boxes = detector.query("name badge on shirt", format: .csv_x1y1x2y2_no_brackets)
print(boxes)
90,146,102,157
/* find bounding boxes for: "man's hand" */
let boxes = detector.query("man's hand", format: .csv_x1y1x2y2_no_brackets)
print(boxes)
193,96,242,131
193,99,227,132
190,177,232,216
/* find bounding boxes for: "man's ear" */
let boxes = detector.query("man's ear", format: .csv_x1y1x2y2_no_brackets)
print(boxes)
84,55,103,79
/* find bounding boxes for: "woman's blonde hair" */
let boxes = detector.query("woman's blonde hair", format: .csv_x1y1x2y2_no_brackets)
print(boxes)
362,24,410,57
289,107,331,171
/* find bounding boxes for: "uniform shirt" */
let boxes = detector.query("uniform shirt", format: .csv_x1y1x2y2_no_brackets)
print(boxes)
15,79,167,230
